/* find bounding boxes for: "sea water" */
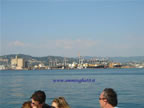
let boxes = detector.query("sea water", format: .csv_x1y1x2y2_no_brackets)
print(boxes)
0,68,144,108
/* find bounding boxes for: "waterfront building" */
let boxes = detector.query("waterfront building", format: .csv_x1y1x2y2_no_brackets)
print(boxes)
0,65,6,70
11,56,25,70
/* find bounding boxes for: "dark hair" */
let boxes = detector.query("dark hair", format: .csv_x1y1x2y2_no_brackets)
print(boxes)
31,90,46,104
103,88,118,107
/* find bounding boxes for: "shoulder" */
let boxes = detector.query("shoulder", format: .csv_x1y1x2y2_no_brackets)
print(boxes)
42,104,52,108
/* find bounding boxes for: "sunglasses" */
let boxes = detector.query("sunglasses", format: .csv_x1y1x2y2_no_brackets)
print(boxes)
99,98,106,100
31,101,39,106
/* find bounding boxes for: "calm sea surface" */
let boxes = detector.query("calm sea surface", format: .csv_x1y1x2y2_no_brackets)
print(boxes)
0,69,144,108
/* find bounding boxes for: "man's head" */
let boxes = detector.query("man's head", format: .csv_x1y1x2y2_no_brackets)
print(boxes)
99,88,118,108
31,90,46,108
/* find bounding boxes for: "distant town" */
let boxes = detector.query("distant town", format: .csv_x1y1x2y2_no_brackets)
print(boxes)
0,54,144,70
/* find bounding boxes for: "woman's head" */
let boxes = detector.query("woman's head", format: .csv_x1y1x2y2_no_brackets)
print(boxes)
52,97,70,108
22,101,32,108
52,98,59,108
22,101,38,108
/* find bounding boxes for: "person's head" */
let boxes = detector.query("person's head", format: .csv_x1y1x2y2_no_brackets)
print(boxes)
52,97,70,108
99,88,118,108
22,101,32,108
31,90,46,108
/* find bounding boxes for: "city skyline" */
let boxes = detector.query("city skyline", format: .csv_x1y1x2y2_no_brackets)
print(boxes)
1,0,144,57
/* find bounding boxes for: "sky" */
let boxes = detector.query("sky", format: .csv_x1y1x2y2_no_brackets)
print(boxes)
1,0,144,57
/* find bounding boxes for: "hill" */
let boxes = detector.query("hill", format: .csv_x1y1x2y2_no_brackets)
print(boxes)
0,54,78,65
0,54,144,65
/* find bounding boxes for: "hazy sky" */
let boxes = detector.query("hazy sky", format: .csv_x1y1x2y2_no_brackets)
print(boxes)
1,0,144,57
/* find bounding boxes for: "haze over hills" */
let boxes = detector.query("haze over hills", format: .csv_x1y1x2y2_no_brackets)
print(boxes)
82,56,144,63
109,56,144,63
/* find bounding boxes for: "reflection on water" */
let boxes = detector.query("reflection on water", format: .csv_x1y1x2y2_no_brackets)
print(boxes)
0,69,144,108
